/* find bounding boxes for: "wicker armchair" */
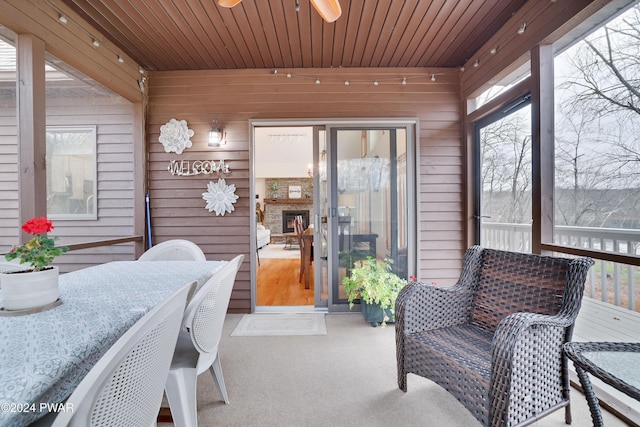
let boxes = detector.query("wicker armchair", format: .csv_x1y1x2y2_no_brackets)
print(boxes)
396,246,594,426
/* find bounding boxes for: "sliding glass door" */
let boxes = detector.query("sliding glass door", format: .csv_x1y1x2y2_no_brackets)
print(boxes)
251,120,415,312
326,127,411,308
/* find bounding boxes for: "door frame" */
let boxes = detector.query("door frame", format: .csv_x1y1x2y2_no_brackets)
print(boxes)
249,118,419,314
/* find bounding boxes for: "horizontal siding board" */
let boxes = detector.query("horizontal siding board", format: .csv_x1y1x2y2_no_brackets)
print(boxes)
1,97,137,263
148,68,464,312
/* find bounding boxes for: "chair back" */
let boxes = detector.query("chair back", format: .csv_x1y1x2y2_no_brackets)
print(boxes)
294,215,305,248
183,255,243,355
470,247,594,333
138,239,206,261
52,281,195,427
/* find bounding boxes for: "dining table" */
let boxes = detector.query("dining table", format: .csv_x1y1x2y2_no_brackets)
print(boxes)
0,259,226,427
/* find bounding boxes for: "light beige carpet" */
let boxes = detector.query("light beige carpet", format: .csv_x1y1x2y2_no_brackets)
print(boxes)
159,314,628,427
230,313,327,336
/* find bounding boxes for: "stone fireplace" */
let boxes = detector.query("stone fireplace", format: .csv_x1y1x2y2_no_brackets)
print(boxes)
263,198,313,243
282,210,310,233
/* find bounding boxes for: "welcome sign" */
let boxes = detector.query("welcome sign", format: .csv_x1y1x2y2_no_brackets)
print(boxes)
288,185,302,198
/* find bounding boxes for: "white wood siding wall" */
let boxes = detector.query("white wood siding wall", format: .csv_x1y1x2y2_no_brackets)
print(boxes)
47,97,136,271
0,100,19,247
0,97,136,273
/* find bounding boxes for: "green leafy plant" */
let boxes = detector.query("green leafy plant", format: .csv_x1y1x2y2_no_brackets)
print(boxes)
342,257,407,325
5,217,69,271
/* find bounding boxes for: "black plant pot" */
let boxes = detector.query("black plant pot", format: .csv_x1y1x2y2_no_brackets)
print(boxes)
361,301,394,327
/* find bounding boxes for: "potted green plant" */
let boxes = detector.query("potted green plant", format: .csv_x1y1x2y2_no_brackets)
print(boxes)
2,216,68,311
342,257,407,327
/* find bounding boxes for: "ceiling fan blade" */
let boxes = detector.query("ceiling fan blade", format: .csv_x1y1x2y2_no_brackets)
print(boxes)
310,0,342,23
218,0,243,7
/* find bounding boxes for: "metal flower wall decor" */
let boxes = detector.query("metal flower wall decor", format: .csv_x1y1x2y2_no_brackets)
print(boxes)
202,179,239,216
159,118,194,154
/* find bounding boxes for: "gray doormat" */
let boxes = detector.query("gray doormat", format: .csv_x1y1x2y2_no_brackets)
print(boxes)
230,313,327,336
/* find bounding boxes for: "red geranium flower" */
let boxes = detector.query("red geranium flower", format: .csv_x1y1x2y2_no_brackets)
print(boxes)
6,217,67,271
21,216,54,235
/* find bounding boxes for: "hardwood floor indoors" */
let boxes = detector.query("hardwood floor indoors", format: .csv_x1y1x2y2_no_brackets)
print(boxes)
256,257,314,306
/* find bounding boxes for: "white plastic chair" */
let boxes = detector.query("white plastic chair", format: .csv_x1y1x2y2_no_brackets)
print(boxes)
49,281,196,427
138,239,206,261
164,255,244,427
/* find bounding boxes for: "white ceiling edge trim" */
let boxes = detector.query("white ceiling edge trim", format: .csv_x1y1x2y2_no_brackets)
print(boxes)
250,117,419,127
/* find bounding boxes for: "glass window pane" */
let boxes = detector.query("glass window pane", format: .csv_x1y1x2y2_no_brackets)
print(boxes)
472,62,530,110
479,104,532,252
46,126,96,218
554,4,640,310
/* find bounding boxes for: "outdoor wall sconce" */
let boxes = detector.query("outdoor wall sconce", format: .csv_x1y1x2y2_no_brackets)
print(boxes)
208,118,225,147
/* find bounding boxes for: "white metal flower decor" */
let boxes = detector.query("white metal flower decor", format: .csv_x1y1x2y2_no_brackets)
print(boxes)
159,118,194,154
202,179,239,216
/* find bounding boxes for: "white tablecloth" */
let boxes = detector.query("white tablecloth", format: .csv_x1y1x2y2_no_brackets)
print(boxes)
0,260,225,427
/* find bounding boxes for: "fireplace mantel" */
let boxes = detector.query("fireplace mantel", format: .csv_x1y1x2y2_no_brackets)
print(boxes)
264,198,313,205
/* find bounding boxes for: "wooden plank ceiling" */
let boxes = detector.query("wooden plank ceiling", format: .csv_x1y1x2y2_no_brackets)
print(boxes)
60,0,527,72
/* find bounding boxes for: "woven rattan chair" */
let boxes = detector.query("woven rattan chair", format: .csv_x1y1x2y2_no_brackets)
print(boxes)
396,245,594,426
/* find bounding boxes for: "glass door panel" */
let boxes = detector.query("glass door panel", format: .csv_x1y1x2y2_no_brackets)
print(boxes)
330,128,408,307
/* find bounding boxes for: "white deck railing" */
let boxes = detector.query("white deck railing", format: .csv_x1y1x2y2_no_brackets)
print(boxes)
482,223,639,311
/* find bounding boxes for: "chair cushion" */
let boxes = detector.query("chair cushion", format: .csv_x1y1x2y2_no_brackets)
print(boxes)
470,249,569,332
405,324,493,424
407,324,493,381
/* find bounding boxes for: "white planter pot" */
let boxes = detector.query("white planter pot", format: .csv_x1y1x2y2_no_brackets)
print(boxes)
1,266,59,311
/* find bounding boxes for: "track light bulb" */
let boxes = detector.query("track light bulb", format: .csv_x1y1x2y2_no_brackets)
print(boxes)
518,23,527,35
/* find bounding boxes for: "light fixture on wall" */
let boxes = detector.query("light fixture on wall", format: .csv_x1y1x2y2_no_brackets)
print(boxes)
517,22,527,35
208,118,225,147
